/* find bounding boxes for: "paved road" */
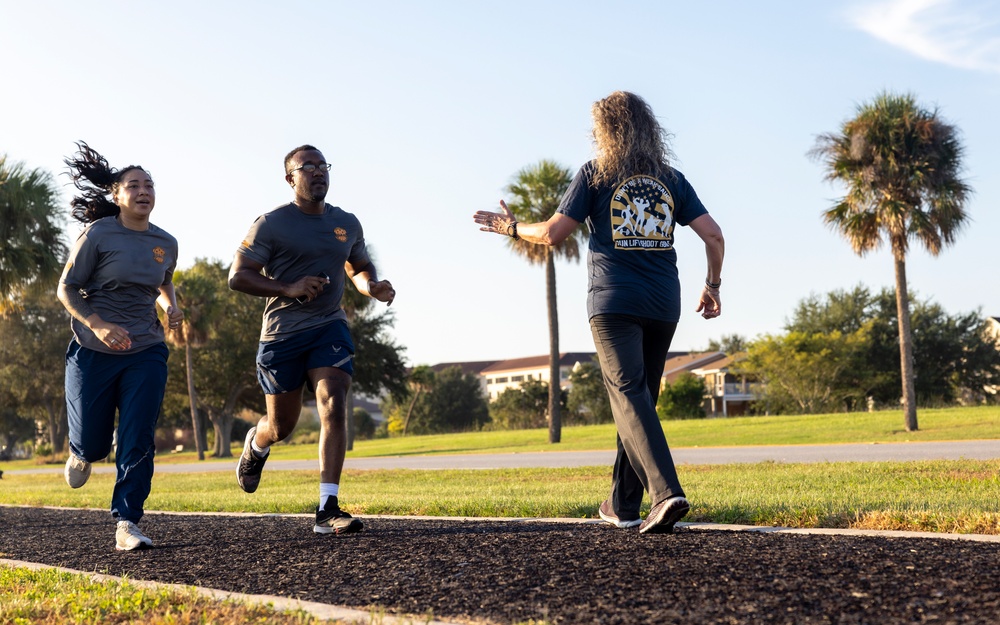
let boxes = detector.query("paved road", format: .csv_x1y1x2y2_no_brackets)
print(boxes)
10,439,999,475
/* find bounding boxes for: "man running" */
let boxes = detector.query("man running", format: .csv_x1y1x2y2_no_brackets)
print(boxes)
229,144,395,534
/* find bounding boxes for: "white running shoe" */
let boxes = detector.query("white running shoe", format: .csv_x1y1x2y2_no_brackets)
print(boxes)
64,453,92,489
115,520,153,551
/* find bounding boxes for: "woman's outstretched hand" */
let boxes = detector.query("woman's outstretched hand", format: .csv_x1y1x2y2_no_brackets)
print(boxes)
473,200,517,237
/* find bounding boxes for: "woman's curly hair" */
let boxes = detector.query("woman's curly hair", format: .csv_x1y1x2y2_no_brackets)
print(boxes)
64,141,149,224
590,91,675,187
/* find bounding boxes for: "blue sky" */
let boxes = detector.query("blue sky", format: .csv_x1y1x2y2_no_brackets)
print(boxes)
2,1,998,367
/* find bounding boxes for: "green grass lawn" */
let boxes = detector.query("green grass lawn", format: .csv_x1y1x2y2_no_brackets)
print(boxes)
2,406,997,535
0,565,345,625
4,405,996,473
2,460,997,535
262,404,1000,461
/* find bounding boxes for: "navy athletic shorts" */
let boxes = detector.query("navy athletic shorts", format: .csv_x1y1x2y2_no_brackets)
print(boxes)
256,320,355,394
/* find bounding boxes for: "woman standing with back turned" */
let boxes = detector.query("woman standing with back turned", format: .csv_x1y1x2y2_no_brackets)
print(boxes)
58,142,183,550
474,91,725,534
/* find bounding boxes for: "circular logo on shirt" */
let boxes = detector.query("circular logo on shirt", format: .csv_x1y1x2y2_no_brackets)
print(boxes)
334,227,348,242
610,176,675,250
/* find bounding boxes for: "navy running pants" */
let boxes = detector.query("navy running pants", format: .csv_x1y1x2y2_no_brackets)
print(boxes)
65,341,168,523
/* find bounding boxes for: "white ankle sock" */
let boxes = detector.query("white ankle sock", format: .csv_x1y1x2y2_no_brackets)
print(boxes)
250,438,269,458
320,483,339,509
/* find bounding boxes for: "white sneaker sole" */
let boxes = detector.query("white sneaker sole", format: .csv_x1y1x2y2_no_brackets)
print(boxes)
598,508,642,529
639,497,690,534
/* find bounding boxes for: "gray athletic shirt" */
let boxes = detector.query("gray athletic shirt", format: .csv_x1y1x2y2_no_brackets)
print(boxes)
236,202,369,341
60,216,178,354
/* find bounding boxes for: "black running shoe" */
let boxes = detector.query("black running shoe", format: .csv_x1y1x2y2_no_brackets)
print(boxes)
236,427,268,493
639,496,690,534
314,496,364,535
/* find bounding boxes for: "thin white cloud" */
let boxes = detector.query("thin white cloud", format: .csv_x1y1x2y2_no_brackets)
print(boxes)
852,0,1000,73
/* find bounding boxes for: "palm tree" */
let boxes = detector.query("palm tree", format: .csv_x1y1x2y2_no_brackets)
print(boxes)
811,92,970,431
0,155,66,313
401,365,435,436
168,262,222,460
504,160,582,443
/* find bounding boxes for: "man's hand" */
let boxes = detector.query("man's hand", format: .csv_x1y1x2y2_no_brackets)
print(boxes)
369,280,396,306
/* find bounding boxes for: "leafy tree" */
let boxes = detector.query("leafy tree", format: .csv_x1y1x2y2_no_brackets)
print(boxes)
0,404,34,460
657,372,706,420
349,305,408,410
566,359,613,425
0,155,67,313
168,260,223,459
164,259,262,457
738,331,871,414
353,408,377,440
400,365,435,436
489,378,551,430
811,92,971,431
875,292,1000,406
785,286,890,410
787,285,874,336
386,366,489,435
786,286,1000,407
421,366,490,433
706,334,748,355
340,249,408,449
0,283,72,453
504,161,581,443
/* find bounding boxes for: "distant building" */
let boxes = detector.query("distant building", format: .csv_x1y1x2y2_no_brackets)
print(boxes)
663,351,759,417
479,351,688,401
985,317,1000,399
425,349,762,414
421,360,500,396
481,353,598,400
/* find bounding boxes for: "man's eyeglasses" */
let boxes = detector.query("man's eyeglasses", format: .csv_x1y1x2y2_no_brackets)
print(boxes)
289,163,332,174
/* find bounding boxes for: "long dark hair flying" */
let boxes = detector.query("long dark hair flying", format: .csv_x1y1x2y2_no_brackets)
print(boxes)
64,141,149,224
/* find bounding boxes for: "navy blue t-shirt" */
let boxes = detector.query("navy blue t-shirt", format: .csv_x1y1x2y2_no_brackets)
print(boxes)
557,161,708,322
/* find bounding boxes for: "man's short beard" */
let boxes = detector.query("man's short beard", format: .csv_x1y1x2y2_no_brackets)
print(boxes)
309,190,327,202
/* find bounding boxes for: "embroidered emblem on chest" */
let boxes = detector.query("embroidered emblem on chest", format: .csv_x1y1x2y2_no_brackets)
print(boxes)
334,227,348,242
152,246,166,264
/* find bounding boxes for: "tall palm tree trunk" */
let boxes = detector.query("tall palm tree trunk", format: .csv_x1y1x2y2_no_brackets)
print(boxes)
893,253,918,431
545,251,561,443
184,340,205,460
402,390,420,437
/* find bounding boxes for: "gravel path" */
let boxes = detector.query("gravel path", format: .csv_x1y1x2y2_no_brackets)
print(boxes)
2,506,998,624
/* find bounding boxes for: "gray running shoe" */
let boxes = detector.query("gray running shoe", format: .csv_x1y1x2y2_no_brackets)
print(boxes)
598,499,641,528
115,520,153,551
236,427,268,493
314,496,364,535
64,453,92,489
639,496,690,534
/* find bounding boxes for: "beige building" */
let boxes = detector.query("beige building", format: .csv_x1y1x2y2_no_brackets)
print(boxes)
663,351,759,417
480,353,598,400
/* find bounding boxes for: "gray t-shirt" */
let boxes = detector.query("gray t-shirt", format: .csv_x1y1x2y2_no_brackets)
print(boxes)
60,216,178,353
236,202,370,341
